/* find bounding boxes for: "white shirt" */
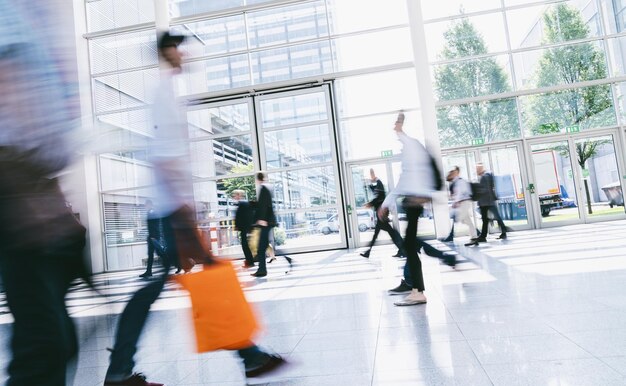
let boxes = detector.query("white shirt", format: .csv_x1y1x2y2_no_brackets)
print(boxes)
150,71,194,216
382,132,436,211
451,176,472,203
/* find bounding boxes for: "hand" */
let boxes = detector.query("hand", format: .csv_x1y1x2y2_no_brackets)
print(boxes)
256,220,268,227
377,207,389,222
364,203,372,208
452,202,458,208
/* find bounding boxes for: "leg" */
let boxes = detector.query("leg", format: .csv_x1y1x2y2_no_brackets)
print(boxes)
489,206,507,236
458,201,477,239
378,220,405,255
106,216,174,382
403,203,425,292
479,206,490,241
143,237,155,275
0,250,79,386
364,221,383,254
240,230,254,264
253,226,271,275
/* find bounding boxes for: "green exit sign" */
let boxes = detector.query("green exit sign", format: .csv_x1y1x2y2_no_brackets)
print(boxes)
471,138,484,146
566,125,580,133
381,150,393,158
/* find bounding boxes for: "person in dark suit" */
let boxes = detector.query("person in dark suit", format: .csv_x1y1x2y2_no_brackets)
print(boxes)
251,172,291,277
466,163,507,246
139,200,161,278
232,190,255,268
360,169,405,258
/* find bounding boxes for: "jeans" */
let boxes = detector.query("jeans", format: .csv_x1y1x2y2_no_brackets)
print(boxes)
106,215,268,381
254,226,271,273
144,236,156,274
0,246,82,386
479,205,506,239
403,238,448,287
240,230,254,264
402,202,425,292
366,215,405,255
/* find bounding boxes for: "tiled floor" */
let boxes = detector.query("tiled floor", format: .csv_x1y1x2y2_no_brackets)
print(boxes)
2,221,626,385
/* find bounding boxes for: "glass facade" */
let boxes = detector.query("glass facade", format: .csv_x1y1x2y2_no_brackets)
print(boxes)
84,0,626,270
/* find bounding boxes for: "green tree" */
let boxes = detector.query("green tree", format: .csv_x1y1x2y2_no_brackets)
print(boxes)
434,19,519,147
223,163,256,200
530,4,614,214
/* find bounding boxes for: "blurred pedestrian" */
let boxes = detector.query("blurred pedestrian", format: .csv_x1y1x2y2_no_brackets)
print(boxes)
445,166,477,243
360,169,405,259
104,32,286,386
251,172,292,277
139,200,161,278
379,112,452,306
465,164,507,246
233,190,255,268
0,3,90,385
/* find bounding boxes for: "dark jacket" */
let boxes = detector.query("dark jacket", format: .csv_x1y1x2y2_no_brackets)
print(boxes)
234,200,254,232
367,179,386,210
146,208,161,238
254,185,276,227
476,172,498,207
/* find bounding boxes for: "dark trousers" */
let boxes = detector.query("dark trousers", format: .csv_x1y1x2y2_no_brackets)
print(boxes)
403,202,425,292
479,205,506,239
366,215,405,255
0,248,81,386
240,230,253,264
255,226,271,273
404,239,448,287
106,216,266,380
144,236,156,274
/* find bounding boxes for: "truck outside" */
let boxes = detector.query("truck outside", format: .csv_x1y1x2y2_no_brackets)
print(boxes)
531,150,563,217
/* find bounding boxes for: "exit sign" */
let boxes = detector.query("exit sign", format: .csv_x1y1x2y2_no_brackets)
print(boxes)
471,138,484,146
381,150,393,158
566,125,580,133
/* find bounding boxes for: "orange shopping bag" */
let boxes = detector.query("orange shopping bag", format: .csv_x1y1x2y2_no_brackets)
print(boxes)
174,261,260,352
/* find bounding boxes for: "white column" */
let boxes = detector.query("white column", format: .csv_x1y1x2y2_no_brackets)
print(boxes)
406,0,450,238
154,0,169,32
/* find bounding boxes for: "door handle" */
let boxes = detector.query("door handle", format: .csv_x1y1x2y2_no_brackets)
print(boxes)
527,183,535,194
347,204,353,215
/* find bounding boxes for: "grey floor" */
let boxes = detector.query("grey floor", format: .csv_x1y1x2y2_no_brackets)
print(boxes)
2,221,626,385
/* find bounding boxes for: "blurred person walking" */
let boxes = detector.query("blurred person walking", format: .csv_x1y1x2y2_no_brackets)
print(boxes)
379,113,452,306
465,164,507,246
139,200,161,278
359,169,405,259
0,3,90,385
445,166,477,243
233,190,255,268
251,172,292,277
104,32,286,386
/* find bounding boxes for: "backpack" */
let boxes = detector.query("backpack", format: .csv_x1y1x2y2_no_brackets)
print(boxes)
470,182,480,201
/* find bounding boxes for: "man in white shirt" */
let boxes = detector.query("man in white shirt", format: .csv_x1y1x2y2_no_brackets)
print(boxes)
447,166,478,242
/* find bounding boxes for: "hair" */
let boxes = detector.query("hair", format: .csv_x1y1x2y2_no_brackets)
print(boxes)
145,199,153,205
369,168,375,175
232,189,245,197
256,172,266,182
454,165,460,172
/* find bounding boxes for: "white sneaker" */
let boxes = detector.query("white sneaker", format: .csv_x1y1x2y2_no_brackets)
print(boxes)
394,289,427,306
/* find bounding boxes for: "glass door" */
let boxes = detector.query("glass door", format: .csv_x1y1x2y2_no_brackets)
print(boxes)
346,161,395,247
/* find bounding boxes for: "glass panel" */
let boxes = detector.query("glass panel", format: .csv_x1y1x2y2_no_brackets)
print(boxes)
605,36,626,77
99,153,154,191
264,124,332,168
520,85,616,137
603,0,626,34
172,16,246,59
194,177,254,220
190,135,254,179
247,1,328,49
250,40,333,84
89,30,157,74
93,68,159,113
574,135,625,218
433,54,513,101
391,162,436,238
506,1,601,50
168,0,243,18
340,110,424,161
187,103,251,139
97,108,153,135
268,167,337,210
530,142,580,223
512,40,607,90
278,209,341,249
335,68,419,119
441,152,479,237
437,98,520,148
326,0,408,34
179,53,251,94
424,13,507,62
613,82,626,125
490,147,529,227
422,0,502,21
331,28,412,72
259,91,328,128
87,0,155,33
350,163,392,245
